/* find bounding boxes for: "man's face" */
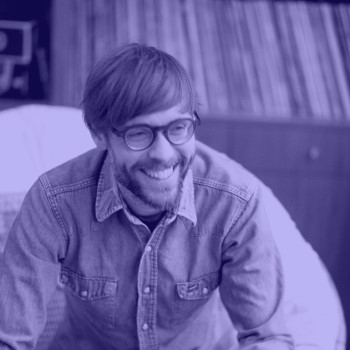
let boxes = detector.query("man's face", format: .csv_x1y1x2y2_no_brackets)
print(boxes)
104,105,196,212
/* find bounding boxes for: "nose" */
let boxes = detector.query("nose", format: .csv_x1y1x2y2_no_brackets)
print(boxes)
147,131,175,161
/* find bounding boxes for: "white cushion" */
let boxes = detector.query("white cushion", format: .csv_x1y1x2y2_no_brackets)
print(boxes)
0,104,95,193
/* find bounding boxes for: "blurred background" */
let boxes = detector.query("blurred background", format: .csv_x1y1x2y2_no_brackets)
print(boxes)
0,0,349,347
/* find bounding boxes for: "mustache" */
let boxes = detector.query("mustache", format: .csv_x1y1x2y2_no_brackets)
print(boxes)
131,158,183,171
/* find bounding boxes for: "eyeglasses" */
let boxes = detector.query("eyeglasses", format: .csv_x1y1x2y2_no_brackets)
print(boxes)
111,112,201,151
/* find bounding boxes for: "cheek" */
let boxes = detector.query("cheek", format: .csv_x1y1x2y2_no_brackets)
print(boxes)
108,147,142,172
178,138,196,160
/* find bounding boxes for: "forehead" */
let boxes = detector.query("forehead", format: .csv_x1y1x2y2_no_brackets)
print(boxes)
123,105,191,127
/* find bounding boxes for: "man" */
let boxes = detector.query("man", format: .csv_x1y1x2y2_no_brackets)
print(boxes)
0,43,302,349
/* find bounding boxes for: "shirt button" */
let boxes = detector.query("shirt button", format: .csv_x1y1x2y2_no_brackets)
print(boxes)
80,290,88,298
60,274,69,284
145,245,152,252
143,286,151,294
142,323,149,331
202,287,209,295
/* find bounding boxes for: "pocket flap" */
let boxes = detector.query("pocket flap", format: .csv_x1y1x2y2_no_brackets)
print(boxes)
176,271,220,300
60,267,117,300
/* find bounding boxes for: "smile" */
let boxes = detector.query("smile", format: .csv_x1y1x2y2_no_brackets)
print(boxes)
142,166,176,180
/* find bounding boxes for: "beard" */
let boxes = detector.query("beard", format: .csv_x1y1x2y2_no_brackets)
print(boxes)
114,152,195,212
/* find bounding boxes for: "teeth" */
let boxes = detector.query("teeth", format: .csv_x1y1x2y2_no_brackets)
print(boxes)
143,167,174,180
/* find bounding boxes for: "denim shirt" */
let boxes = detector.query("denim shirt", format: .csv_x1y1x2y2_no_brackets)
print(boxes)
0,141,294,350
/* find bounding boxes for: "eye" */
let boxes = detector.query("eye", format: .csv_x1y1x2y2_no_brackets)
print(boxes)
174,123,187,130
169,120,191,134
129,130,147,137
126,128,151,139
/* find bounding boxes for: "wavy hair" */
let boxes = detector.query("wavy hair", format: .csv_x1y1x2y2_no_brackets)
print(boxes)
82,43,198,136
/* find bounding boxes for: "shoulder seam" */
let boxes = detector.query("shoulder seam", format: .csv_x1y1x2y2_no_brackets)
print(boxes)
193,177,252,202
40,175,97,196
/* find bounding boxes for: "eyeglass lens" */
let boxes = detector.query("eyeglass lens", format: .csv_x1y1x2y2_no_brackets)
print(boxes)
125,119,194,150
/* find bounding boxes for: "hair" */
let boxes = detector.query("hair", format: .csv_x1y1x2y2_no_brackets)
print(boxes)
82,43,198,136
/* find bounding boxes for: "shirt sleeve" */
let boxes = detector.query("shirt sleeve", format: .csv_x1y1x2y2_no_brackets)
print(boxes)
219,182,295,349
0,179,66,349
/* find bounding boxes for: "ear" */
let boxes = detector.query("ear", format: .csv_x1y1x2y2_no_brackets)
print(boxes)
91,132,108,150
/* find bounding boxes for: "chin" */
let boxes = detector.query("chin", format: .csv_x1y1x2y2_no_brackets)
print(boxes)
141,188,179,211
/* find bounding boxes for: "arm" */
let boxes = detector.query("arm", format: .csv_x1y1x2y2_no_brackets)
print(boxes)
220,183,294,349
0,179,66,349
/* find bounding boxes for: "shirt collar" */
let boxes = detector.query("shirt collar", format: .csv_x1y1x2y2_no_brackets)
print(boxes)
95,153,197,226
95,153,123,222
174,168,197,225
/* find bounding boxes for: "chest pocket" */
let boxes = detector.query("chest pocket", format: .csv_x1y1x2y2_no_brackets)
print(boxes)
60,267,118,328
173,271,221,324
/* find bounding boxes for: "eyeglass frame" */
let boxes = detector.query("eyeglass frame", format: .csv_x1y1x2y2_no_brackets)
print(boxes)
111,111,201,151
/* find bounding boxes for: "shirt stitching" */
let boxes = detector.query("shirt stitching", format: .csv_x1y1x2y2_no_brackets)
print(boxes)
39,175,70,253
193,177,251,201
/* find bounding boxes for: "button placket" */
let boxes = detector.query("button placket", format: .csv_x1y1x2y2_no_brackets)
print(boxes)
137,240,154,346
137,226,164,349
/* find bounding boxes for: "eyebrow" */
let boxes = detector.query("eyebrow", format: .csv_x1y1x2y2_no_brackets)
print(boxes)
122,114,192,129
116,118,193,132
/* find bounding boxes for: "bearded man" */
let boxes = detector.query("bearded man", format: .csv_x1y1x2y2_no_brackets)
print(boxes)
0,43,296,349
